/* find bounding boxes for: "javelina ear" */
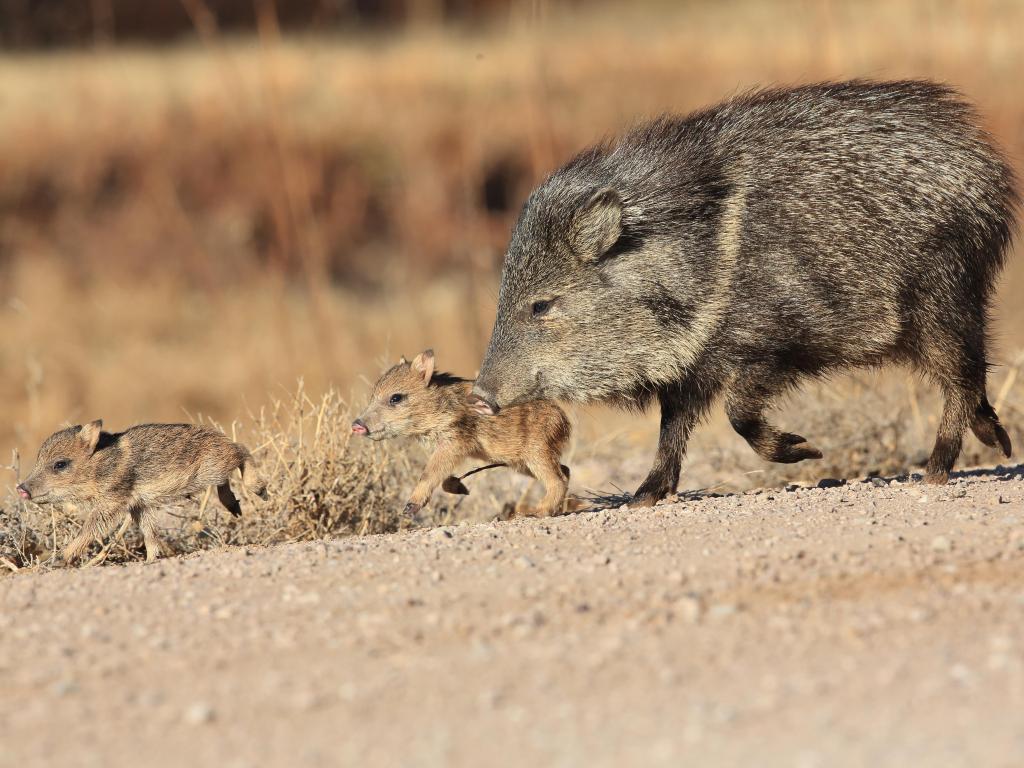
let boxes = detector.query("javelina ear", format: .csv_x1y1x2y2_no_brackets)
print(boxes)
570,187,622,261
411,349,435,385
399,355,408,365
78,419,103,455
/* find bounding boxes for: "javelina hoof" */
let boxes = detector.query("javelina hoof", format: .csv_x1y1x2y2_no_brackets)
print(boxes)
769,434,824,463
923,471,950,486
404,502,422,516
441,476,470,495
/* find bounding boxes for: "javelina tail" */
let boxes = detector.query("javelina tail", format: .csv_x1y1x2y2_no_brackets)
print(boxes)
971,400,1012,458
235,443,269,499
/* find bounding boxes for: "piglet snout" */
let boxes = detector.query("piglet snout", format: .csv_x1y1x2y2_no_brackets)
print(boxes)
351,419,369,436
16,484,30,500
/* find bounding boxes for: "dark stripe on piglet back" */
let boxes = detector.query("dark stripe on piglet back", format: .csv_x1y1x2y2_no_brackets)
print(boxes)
429,371,468,388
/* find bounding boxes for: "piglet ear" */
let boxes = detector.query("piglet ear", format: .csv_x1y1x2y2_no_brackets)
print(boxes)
398,355,408,365
78,420,103,455
411,349,435,385
570,187,623,262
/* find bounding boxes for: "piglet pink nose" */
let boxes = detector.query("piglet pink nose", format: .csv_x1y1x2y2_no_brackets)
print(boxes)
16,484,30,500
351,419,369,435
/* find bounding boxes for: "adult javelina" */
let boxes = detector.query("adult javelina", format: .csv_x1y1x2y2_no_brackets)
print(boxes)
470,80,1018,505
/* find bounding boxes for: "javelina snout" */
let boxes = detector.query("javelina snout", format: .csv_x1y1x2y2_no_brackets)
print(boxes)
467,390,498,416
16,484,30,500
477,79,1018,506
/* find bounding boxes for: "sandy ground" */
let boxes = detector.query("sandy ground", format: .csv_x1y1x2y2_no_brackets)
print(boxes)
3,465,1024,768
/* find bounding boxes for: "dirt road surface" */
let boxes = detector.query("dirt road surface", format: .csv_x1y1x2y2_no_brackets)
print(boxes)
3,467,1024,767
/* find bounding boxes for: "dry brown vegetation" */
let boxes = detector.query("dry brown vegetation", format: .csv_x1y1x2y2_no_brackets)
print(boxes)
0,384,416,569
2,0,1024,567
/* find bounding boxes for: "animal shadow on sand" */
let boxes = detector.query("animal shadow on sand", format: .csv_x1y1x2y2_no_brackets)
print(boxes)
575,463,1024,514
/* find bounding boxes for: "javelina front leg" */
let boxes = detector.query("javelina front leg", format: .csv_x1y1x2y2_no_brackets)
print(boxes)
405,442,468,516
63,505,126,565
632,384,714,507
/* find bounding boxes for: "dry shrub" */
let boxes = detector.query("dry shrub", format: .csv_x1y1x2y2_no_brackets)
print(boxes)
0,383,416,571
3,365,1022,574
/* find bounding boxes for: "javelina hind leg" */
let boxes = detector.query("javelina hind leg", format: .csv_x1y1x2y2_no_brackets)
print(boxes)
726,375,822,464
217,482,243,517
632,382,717,507
132,505,165,562
971,398,1012,458
920,330,1008,484
523,457,569,517
239,452,268,499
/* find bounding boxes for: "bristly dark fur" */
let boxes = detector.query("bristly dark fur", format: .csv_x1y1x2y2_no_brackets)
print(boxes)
473,79,1018,504
428,371,467,388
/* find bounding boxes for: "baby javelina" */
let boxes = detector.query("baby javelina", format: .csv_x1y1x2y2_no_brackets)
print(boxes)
352,350,572,518
17,421,267,564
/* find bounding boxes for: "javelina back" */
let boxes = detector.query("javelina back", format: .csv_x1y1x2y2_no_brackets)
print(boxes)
470,80,1018,505
352,350,572,517
17,421,266,563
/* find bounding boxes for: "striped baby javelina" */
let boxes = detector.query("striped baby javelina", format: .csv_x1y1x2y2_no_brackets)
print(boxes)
353,350,572,518
17,421,266,563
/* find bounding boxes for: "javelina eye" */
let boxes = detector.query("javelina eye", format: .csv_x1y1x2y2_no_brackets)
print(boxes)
52,459,70,472
531,299,552,318
389,394,405,406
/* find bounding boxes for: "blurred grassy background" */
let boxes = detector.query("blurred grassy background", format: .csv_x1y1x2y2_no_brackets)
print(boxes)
1,0,1022,496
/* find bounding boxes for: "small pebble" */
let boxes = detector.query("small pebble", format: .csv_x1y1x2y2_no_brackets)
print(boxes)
51,680,78,697
708,603,738,621
677,596,703,623
183,702,216,725
930,535,953,553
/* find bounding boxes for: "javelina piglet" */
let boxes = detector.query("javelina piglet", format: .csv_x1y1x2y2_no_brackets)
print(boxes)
352,350,572,517
17,421,266,563
471,80,1017,504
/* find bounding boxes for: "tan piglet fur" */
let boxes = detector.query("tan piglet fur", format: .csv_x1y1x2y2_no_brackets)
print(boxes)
353,350,571,518
18,421,266,563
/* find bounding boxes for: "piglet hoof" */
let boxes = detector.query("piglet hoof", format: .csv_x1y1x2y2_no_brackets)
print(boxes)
564,497,587,514
45,552,70,569
514,506,552,519
494,502,516,522
923,470,950,486
629,489,668,509
441,476,470,495
404,502,422,517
